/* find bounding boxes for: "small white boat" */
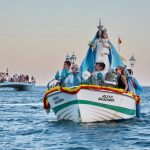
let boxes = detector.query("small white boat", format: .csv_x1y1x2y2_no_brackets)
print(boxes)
0,82,35,91
43,85,140,123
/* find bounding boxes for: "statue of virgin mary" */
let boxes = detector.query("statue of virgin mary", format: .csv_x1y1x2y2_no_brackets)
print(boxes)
93,29,110,74
79,20,125,74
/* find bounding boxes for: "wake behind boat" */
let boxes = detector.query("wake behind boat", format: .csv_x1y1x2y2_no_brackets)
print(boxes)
43,20,142,123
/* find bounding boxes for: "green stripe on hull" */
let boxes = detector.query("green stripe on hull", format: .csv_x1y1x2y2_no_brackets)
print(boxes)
53,100,136,116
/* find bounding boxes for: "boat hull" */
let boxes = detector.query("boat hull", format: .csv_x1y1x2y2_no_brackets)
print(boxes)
46,87,137,123
0,82,35,91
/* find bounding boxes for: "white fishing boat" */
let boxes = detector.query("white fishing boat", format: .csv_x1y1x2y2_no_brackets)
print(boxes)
43,21,141,123
43,85,140,123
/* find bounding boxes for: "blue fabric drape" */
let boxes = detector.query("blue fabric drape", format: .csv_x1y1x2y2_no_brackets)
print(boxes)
79,32,98,73
79,48,95,73
109,42,125,69
128,77,143,95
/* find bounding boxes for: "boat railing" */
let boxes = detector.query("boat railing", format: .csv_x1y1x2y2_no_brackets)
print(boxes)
103,80,117,87
47,79,60,90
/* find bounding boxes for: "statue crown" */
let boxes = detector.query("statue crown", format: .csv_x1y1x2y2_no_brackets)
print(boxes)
97,19,107,32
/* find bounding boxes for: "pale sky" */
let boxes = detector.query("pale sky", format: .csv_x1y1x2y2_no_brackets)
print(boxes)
0,0,150,86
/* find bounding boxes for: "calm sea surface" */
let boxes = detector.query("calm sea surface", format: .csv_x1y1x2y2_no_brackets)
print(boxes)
0,86,150,150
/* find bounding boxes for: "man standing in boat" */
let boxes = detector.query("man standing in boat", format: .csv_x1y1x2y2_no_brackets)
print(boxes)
55,60,71,86
92,62,106,85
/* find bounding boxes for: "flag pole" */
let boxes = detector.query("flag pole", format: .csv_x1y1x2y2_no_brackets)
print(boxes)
118,35,121,55
119,44,120,55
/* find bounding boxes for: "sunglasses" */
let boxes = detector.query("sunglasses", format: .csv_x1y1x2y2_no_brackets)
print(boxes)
71,68,77,70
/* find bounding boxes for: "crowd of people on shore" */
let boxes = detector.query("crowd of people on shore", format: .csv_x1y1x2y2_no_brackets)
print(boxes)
0,72,36,84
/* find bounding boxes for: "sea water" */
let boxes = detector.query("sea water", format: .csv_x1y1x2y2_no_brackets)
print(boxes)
0,86,150,150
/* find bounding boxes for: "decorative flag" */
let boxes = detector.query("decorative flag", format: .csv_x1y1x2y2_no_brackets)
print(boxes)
118,37,122,44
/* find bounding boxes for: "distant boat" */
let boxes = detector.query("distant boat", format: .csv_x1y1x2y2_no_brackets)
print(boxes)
0,82,35,91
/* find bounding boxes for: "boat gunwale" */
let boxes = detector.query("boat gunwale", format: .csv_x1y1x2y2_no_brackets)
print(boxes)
46,87,136,101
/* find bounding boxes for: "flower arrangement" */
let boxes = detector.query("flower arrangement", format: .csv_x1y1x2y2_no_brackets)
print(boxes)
88,41,94,48
105,70,117,81
97,72,103,80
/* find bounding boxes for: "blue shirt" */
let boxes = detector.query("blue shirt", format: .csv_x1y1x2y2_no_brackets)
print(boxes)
65,72,81,87
55,68,69,86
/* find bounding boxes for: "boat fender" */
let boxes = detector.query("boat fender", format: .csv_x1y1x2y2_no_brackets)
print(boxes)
43,97,51,113
136,103,140,118
135,95,141,118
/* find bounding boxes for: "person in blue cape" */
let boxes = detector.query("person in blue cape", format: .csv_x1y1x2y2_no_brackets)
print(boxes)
65,64,81,87
55,60,71,86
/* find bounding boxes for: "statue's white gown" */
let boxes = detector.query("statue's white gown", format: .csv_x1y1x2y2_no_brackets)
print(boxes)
94,38,110,74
